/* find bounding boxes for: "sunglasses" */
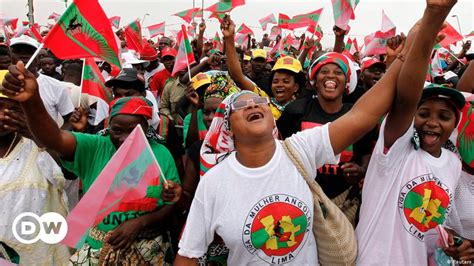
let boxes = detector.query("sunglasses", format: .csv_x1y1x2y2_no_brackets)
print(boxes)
231,97,270,111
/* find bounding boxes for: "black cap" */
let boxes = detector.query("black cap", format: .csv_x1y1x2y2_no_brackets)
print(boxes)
105,68,145,92
421,84,465,111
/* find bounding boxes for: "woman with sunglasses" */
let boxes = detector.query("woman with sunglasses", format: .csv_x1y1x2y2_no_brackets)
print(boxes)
223,16,305,120
169,6,430,261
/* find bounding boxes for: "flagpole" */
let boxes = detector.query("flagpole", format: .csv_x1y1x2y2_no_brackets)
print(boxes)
446,49,466,65
25,42,44,69
78,59,86,108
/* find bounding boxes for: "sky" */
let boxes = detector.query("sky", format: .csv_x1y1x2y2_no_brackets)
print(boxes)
1,0,473,50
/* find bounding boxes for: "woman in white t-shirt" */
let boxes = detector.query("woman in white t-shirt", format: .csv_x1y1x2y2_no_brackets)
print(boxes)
355,0,466,264
173,12,412,263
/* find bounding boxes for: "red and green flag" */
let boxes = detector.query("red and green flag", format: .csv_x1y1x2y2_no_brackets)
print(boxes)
237,23,254,36
258,14,276,31
307,24,323,40
147,22,165,38
438,22,463,48
209,12,226,23
331,0,359,31
269,25,282,40
213,32,223,52
42,0,121,69
465,31,474,38
108,16,120,29
172,24,196,77
173,7,203,23
25,25,43,43
235,33,250,49
125,20,144,53
61,125,165,249
381,10,396,35
205,0,245,13
82,58,113,104
278,9,323,30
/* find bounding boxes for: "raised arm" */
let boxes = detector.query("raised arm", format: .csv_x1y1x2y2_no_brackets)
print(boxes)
221,15,256,91
384,0,456,148
2,61,77,160
333,26,347,53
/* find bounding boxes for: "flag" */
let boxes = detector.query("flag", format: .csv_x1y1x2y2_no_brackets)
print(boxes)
350,38,359,54
213,32,223,51
61,125,163,249
345,38,353,51
331,0,359,31
173,7,202,23
22,21,29,26
205,0,245,13
82,58,113,104
209,12,226,23
237,23,254,36
42,0,121,69
0,17,18,30
259,14,276,31
269,25,282,40
172,25,196,77
109,16,120,29
278,9,323,30
381,10,396,35
438,22,463,48
364,32,388,56
465,30,474,38
307,24,323,40
147,22,165,38
25,25,44,43
125,20,144,53
235,33,250,49
48,12,62,21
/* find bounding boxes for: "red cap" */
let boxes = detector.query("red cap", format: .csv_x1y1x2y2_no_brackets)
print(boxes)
140,43,158,61
361,57,386,72
161,47,177,58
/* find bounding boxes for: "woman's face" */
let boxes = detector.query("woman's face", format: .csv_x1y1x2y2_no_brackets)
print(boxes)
203,97,223,129
271,71,298,105
113,87,144,99
314,63,346,101
109,114,148,149
415,98,457,157
229,94,274,145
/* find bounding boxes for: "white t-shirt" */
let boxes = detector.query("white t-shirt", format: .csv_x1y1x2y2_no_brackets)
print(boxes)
356,120,461,265
37,73,75,124
446,171,474,240
178,124,337,265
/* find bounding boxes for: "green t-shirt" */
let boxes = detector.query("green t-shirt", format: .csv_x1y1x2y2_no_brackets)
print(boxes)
61,132,180,249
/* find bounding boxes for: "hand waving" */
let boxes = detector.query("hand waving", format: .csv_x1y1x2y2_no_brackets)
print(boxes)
1,61,38,102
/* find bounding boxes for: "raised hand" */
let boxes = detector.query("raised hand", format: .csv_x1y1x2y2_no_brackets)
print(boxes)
426,0,457,9
199,20,206,33
185,83,200,108
304,38,316,50
1,61,38,102
333,25,347,37
220,15,236,39
70,107,89,132
386,34,406,58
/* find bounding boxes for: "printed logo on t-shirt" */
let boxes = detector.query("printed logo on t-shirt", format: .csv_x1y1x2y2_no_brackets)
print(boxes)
398,174,453,242
242,194,311,264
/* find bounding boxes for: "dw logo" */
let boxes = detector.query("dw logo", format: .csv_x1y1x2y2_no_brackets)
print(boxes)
12,212,68,244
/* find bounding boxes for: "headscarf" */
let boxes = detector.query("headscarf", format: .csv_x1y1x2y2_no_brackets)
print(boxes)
109,96,153,121
203,72,240,101
199,91,279,177
308,52,357,94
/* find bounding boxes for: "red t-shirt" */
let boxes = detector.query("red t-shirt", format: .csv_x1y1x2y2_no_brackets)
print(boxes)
149,69,172,98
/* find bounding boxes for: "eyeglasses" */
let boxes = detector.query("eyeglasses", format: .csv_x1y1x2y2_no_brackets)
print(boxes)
231,97,270,111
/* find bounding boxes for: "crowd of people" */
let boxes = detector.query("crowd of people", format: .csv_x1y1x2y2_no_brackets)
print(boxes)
0,0,473,265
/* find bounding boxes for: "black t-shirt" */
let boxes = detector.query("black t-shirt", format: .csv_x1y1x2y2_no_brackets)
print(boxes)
248,73,271,96
343,83,366,104
277,96,375,198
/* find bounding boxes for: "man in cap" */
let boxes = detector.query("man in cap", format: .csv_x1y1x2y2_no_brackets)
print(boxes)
105,68,160,130
158,36,172,52
247,48,271,95
9,35,74,128
344,57,386,104
149,47,177,101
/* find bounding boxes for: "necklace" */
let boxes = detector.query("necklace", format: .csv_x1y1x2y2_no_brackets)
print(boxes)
1,133,18,159
270,97,293,112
